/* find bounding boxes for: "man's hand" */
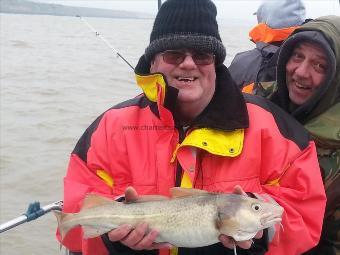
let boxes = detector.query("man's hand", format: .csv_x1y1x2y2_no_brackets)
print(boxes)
107,187,173,250
219,185,263,250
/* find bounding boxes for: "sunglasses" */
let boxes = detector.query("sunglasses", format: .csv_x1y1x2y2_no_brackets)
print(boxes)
161,50,215,65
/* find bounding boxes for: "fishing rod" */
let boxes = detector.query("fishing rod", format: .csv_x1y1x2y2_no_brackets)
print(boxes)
0,200,63,234
77,15,135,71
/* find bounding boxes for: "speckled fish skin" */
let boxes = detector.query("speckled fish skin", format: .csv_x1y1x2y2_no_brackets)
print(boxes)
54,189,283,247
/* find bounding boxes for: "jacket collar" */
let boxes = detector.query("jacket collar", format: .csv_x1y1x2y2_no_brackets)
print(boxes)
134,55,249,131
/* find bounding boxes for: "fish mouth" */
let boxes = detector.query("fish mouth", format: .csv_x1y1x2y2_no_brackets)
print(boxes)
233,215,282,242
260,213,282,227
262,217,282,226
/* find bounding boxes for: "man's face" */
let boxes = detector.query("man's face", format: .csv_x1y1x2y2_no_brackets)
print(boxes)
150,49,216,112
286,41,328,105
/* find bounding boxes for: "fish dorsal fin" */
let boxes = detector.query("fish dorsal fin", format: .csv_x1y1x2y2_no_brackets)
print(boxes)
82,194,114,209
124,186,169,203
170,187,209,198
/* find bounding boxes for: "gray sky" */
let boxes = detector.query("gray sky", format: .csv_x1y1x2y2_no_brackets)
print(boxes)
32,0,340,21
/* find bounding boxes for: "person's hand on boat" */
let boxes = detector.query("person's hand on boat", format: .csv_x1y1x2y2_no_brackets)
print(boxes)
107,187,173,250
218,185,264,250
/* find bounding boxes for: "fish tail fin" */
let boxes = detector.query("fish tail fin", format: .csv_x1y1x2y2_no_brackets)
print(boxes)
53,210,75,241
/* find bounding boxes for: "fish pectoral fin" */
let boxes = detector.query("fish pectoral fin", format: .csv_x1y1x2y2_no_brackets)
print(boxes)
170,187,209,198
216,217,240,239
83,226,113,239
82,194,115,209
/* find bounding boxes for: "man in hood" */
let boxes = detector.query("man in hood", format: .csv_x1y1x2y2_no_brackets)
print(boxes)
253,15,340,255
57,1,326,255
228,0,306,91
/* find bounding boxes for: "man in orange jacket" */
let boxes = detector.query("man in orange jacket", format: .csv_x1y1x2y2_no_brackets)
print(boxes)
58,0,326,254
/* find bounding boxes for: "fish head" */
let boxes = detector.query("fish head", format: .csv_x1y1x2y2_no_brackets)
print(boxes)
216,194,284,241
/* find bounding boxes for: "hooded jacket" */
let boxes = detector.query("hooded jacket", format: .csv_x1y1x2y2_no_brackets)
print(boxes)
272,16,339,123
228,0,306,89
254,15,340,255
58,54,326,255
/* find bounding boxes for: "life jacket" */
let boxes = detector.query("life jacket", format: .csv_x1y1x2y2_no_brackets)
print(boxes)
59,59,326,255
229,23,299,90
249,23,299,44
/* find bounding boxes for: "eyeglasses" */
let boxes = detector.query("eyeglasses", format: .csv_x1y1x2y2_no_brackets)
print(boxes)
161,50,215,66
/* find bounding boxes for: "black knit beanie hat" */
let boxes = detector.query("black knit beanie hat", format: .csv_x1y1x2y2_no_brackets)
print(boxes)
144,0,226,65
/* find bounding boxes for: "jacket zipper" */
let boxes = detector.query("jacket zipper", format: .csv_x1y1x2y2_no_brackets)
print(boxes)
175,126,185,187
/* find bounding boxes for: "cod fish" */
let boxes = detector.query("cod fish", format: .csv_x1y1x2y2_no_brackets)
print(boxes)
54,188,283,248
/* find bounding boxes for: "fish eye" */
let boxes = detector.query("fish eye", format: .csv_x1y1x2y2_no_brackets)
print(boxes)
251,203,261,211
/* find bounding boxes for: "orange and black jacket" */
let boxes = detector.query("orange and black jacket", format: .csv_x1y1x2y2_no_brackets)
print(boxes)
58,56,326,255
229,22,300,91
